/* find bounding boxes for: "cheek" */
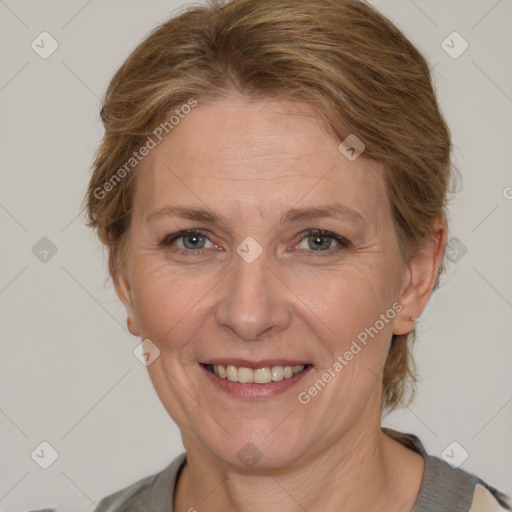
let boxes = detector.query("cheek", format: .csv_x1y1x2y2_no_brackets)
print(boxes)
129,258,219,351
291,265,399,431
299,262,397,343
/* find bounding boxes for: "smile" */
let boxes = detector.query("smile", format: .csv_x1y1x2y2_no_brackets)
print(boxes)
200,361,313,400
205,364,308,383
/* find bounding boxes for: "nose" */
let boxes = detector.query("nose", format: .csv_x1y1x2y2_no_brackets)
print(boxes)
215,250,293,341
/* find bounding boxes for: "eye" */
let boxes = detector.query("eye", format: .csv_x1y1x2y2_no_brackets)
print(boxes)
160,228,350,258
294,229,350,255
161,229,216,252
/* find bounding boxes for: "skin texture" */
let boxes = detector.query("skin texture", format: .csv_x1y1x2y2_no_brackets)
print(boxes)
114,95,446,511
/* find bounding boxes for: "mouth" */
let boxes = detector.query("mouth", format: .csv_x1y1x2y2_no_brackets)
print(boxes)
199,360,313,400
203,363,310,384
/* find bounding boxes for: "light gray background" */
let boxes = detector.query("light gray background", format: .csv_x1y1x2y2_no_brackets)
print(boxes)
0,1,511,510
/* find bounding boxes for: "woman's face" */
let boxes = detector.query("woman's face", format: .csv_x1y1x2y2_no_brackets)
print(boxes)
117,95,415,469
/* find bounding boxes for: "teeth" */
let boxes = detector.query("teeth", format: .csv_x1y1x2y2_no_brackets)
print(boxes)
238,366,253,384
271,366,284,381
226,365,238,382
210,364,306,383
254,367,271,384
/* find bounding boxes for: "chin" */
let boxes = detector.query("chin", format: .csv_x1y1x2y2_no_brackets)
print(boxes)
188,418,314,471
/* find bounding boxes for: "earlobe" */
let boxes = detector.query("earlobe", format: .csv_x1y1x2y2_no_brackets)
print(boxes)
393,218,447,335
127,317,138,335
393,284,421,336
113,268,140,337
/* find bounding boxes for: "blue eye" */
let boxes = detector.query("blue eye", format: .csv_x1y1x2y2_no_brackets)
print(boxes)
162,229,214,252
295,229,350,255
161,228,350,258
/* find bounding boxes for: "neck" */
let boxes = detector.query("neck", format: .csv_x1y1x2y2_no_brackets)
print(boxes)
174,420,424,512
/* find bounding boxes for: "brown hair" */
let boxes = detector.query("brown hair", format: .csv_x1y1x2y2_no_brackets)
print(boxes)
85,0,452,411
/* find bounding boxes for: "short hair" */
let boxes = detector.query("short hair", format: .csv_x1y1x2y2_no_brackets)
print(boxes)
85,0,453,411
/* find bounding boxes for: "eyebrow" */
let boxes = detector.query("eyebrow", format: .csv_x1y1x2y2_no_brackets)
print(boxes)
145,204,366,226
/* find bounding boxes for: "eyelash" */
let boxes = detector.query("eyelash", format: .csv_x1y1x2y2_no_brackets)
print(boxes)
160,229,351,257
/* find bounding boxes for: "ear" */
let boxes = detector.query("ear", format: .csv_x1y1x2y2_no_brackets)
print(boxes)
113,265,141,338
393,217,447,335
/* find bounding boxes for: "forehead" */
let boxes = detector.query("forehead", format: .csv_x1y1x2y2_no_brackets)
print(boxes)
132,97,390,226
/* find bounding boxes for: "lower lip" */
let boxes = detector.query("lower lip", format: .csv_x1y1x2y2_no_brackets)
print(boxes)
200,364,313,400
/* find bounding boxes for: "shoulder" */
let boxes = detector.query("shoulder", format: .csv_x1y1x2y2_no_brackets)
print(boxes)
93,452,186,512
383,428,510,512
470,484,510,512
419,451,509,511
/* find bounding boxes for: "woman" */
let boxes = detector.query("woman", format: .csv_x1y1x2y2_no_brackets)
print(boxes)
83,0,510,510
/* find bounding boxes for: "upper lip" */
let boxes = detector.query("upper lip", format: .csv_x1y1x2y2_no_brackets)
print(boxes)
201,359,311,369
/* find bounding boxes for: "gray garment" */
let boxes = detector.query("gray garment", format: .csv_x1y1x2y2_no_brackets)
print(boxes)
90,428,509,512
